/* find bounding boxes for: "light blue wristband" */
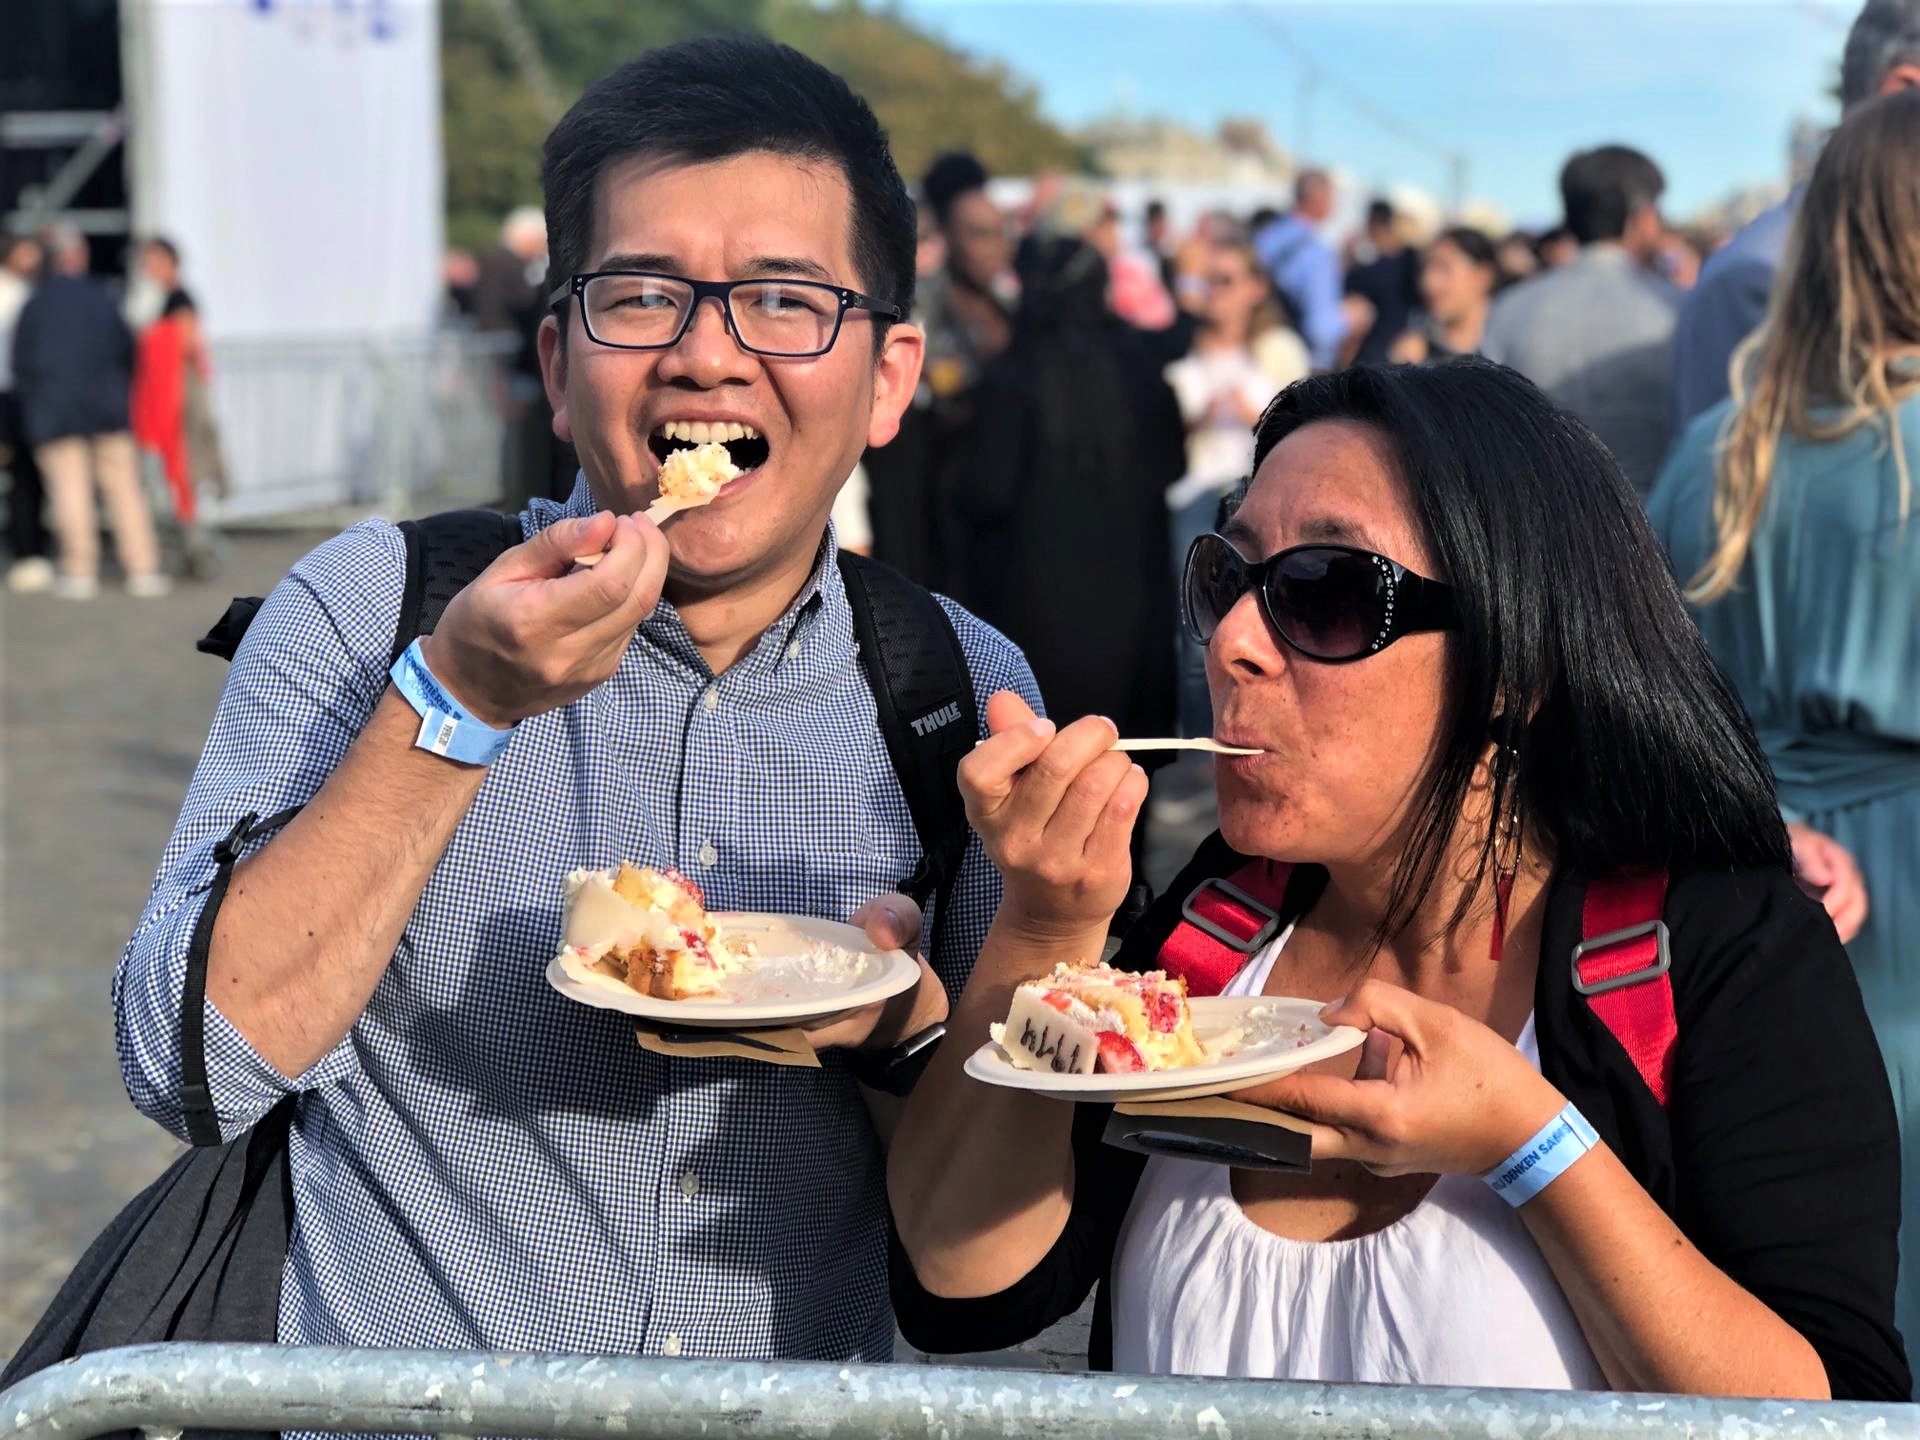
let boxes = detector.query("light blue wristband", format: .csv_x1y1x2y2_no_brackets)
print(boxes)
388,637,517,767
1483,1103,1599,1207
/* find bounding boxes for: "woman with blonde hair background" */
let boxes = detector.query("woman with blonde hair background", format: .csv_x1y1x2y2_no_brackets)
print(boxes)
1650,88,1920,1342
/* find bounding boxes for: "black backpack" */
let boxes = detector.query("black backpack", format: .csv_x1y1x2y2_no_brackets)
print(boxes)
2,508,979,1392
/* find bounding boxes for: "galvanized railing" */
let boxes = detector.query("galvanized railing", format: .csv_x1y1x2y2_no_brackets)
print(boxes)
201,330,522,526
1,1344,1912,1439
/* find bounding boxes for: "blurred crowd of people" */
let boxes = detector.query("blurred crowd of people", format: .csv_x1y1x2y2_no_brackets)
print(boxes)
850,143,1736,757
0,224,224,598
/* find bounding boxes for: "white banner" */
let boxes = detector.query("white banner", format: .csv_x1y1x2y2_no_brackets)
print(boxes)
129,0,444,343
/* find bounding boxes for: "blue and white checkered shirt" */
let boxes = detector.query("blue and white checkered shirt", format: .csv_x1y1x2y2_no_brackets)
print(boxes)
114,477,1039,1365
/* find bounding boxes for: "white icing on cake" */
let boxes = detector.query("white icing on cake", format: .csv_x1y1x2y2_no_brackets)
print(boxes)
992,961,1206,1074
559,864,751,999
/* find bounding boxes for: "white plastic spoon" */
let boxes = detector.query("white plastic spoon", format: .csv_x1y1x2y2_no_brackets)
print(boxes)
1111,738,1263,756
571,494,704,565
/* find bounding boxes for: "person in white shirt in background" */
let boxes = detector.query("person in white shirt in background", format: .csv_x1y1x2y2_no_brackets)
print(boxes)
832,459,873,555
1164,227,1310,735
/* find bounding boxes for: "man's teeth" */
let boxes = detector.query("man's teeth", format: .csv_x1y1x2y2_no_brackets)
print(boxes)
656,420,760,444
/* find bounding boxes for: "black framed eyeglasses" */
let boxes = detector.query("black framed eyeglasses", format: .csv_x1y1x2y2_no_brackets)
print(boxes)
549,271,904,358
1182,532,1457,662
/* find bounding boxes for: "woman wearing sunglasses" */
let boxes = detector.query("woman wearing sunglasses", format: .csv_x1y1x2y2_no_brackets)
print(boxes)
886,359,1908,1399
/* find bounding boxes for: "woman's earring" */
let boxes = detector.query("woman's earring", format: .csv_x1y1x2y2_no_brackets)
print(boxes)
1489,747,1521,963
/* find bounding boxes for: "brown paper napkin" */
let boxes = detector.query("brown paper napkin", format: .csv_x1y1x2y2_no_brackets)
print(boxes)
633,1023,821,1068
1115,1095,1312,1132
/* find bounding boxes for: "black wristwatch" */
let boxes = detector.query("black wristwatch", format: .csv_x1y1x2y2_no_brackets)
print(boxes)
846,1022,947,1097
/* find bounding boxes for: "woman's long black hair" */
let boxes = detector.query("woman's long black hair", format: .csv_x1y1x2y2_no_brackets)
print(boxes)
1248,359,1789,942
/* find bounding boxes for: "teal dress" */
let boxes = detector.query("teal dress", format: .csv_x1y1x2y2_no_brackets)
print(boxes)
1649,395,1920,1344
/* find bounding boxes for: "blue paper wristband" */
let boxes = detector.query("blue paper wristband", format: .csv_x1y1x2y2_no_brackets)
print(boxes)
388,638,517,767
1483,1103,1599,1207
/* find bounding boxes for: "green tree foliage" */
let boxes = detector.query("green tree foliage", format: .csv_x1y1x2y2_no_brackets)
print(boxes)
442,0,1083,252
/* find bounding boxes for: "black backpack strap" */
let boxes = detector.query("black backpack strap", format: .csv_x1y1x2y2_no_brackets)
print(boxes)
181,806,307,1146
837,551,978,941
197,506,523,665
392,507,525,662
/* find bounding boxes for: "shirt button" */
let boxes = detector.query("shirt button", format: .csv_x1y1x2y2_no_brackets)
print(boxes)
786,641,801,659
702,688,719,712
697,842,718,868
680,1171,699,1199
662,1334,683,1357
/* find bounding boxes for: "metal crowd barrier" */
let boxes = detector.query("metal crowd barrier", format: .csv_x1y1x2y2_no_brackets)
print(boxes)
1,1344,1912,1439
201,330,521,526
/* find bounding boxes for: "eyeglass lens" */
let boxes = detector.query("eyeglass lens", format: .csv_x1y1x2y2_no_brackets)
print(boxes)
582,275,842,355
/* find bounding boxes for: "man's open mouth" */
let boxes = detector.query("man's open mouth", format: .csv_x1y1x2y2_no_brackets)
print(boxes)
648,420,771,474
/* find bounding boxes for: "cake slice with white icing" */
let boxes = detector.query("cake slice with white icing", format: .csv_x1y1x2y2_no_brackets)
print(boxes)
991,961,1206,1074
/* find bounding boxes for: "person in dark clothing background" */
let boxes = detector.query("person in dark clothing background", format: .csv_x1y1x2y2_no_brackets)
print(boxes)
1,232,51,592
1345,198,1423,365
11,223,167,598
947,233,1185,883
867,151,1015,588
473,207,576,504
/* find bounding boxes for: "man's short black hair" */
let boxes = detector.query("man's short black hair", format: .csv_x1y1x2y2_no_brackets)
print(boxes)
1366,198,1395,231
1558,145,1664,245
1145,198,1168,223
921,151,990,228
145,236,181,266
541,35,915,330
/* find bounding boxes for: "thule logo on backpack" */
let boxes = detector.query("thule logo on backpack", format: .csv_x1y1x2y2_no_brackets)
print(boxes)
911,702,964,737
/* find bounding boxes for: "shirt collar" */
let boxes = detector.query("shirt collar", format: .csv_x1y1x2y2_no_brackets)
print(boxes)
640,531,842,683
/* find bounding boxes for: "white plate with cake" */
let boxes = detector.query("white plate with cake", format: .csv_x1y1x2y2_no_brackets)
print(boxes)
546,863,920,1027
964,961,1365,1102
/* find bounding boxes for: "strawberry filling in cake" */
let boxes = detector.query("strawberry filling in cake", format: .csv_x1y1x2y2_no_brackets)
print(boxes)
990,961,1206,1075
560,862,753,1001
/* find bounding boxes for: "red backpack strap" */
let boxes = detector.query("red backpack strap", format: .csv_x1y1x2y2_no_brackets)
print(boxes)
1573,873,1677,1107
1161,860,1294,997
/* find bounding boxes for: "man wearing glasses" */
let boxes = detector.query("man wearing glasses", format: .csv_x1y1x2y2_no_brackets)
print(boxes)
113,36,1039,1370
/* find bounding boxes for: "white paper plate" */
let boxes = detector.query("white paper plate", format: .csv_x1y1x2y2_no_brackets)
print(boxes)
963,995,1364,1102
546,912,919,1028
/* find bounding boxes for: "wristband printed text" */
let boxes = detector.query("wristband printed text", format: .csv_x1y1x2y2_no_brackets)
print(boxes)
1483,1103,1599,1207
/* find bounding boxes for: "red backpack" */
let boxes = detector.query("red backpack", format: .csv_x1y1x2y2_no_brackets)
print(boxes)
1164,861,1679,1105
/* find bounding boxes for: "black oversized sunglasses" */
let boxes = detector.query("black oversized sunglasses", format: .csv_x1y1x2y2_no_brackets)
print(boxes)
1182,532,1458,662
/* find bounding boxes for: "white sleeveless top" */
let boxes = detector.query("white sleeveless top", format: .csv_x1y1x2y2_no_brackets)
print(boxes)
1110,927,1606,1387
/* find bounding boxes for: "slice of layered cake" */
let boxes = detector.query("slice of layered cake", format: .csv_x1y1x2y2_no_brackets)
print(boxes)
561,862,753,1001
991,962,1207,1075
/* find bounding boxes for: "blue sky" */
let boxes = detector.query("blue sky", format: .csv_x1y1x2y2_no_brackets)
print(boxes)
896,1,1851,226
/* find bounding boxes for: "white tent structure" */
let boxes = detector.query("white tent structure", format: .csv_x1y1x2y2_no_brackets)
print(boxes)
114,0,503,520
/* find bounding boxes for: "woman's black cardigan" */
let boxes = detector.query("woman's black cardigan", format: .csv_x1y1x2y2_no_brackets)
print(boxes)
890,833,1912,1401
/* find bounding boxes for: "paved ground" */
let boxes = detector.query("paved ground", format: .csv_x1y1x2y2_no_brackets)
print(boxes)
0,529,1218,1370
